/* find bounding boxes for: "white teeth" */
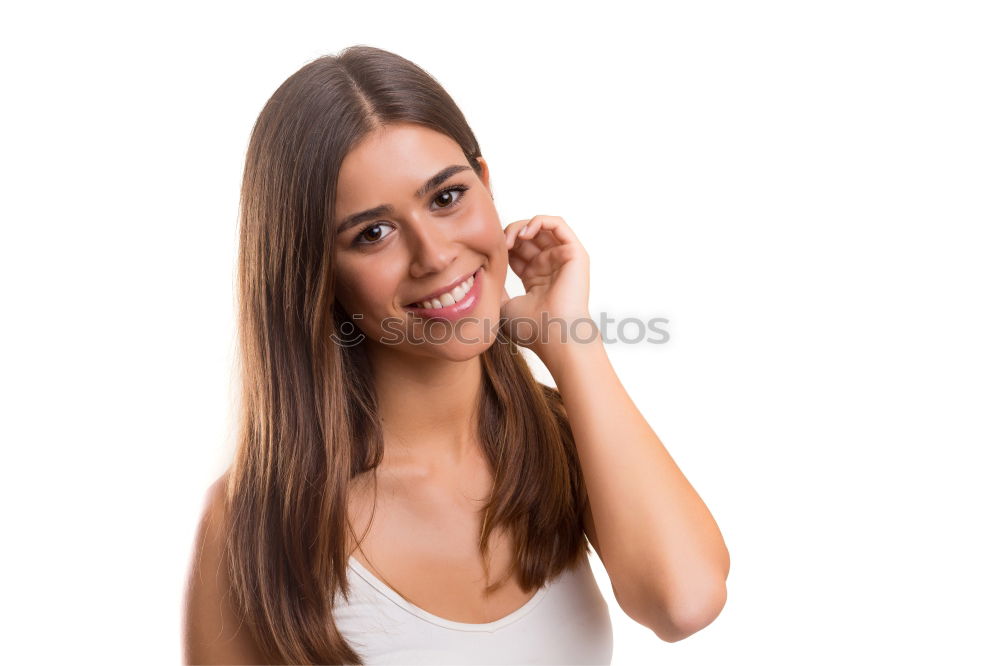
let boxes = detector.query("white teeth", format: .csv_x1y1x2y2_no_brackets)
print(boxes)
416,272,477,310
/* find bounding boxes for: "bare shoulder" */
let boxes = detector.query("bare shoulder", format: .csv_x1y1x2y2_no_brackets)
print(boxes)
183,471,268,665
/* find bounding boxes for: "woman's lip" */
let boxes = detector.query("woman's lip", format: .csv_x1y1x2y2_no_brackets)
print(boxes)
403,267,484,321
406,266,482,306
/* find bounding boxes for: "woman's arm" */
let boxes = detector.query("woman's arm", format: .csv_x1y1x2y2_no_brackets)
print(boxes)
502,214,729,642
183,473,269,664
552,335,730,643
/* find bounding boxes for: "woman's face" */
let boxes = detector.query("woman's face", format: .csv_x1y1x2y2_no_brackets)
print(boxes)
332,123,508,361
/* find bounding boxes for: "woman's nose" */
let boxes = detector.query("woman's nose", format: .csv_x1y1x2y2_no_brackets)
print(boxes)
408,217,459,278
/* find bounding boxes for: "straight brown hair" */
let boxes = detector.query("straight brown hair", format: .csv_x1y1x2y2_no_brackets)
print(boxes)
227,44,591,663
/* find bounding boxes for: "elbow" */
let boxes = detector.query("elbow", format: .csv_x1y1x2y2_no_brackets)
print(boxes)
655,581,728,643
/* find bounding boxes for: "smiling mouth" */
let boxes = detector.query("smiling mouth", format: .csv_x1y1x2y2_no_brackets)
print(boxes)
405,267,482,310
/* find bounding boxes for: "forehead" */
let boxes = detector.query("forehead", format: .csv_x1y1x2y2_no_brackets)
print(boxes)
334,124,466,212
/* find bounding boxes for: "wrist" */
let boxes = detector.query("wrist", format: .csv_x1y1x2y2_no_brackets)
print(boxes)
535,314,605,380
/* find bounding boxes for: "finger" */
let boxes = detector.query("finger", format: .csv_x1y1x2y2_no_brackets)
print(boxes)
504,219,532,249
525,215,581,247
510,241,552,273
524,227,559,251
514,218,570,256
512,222,560,256
505,217,552,248
507,215,579,254
515,217,559,250
509,234,543,263
509,253,527,277
517,243,578,280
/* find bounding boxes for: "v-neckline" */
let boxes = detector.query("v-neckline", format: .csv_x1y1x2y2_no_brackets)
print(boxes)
346,556,551,633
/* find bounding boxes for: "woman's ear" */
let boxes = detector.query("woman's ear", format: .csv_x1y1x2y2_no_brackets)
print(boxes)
476,156,492,198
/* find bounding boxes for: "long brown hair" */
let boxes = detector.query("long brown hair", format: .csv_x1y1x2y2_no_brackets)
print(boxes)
227,44,590,664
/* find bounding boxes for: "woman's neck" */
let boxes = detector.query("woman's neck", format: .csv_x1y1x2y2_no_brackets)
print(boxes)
366,344,483,471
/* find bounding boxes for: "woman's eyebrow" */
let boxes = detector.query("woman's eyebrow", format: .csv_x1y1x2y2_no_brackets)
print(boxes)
335,164,473,236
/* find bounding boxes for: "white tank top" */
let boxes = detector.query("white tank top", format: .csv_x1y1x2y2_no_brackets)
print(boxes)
333,552,614,664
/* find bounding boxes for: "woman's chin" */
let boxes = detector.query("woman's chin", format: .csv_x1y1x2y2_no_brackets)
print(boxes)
432,342,492,362
419,323,500,360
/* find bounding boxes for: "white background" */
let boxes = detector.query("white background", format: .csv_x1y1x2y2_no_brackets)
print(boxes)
2,1,998,663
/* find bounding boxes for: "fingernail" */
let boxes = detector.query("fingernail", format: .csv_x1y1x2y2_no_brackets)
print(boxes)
519,227,528,236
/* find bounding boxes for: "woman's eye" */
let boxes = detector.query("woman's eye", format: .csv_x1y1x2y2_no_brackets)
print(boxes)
431,185,469,210
354,222,393,246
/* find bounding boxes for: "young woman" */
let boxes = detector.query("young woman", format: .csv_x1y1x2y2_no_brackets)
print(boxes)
183,45,729,664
